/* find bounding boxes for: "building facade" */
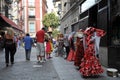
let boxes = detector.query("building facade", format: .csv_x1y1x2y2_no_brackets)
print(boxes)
55,0,120,72
0,0,23,34
20,0,47,38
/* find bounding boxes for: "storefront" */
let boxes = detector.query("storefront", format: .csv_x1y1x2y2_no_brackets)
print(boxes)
108,0,120,72
0,14,24,34
78,0,120,72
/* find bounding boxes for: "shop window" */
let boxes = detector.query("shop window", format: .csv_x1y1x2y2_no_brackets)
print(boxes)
79,10,88,19
111,15,120,46
98,0,107,9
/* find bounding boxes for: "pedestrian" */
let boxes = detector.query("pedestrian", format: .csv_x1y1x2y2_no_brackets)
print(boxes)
45,38,53,59
36,27,46,63
0,31,5,50
4,27,15,67
23,33,33,61
52,38,56,47
17,37,21,49
64,34,70,59
67,32,75,61
57,33,65,57
53,34,59,57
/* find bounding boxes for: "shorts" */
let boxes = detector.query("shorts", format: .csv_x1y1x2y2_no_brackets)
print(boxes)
36,42,45,56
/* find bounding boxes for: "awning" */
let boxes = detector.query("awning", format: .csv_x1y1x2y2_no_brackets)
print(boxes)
0,14,23,32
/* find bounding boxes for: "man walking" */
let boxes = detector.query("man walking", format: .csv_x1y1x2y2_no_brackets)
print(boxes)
23,33,33,61
36,27,46,63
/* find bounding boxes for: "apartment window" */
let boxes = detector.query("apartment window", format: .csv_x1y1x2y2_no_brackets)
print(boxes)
58,3,61,11
28,8,35,16
28,0,35,6
29,22,35,33
64,27,68,34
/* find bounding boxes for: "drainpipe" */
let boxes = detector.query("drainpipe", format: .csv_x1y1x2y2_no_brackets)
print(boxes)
107,0,110,46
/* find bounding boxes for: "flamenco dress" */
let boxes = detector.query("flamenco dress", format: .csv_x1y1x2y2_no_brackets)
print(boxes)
79,27,105,77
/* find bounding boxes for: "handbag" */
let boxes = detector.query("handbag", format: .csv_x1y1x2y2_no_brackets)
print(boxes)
0,38,6,48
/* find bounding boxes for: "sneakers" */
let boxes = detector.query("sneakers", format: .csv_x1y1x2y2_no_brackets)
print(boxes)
26,59,30,61
36,58,46,64
11,62,14,65
6,62,15,67
40,59,46,63
37,61,40,64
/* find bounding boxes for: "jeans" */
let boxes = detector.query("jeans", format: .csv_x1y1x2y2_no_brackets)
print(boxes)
5,44,14,64
25,49,31,60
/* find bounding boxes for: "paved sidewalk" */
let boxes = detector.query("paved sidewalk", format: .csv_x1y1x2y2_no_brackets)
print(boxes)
0,47,120,80
52,56,120,80
0,47,60,80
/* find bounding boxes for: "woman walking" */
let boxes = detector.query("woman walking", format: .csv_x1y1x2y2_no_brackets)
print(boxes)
67,32,75,61
45,38,53,59
4,27,15,67
57,33,64,57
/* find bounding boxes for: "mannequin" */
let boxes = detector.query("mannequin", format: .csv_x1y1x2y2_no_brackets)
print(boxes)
79,27,106,77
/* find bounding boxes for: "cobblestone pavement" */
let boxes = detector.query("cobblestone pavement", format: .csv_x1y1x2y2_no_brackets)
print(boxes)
0,47,120,80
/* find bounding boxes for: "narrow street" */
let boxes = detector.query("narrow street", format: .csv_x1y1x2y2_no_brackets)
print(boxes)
0,47,119,80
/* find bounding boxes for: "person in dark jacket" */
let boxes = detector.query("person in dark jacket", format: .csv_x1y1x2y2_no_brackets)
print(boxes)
23,33,33,61
4,27,15,67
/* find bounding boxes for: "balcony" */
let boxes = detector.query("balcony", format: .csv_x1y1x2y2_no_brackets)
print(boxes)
28,15,35,18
